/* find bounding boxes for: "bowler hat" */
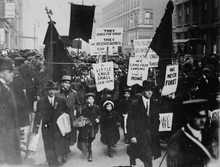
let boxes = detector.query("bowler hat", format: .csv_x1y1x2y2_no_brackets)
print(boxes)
142,80,155,90
14,56,25,67
183,99,208,117
85,93,96,99
45,80,57,90
61,75,72,82
0,57,13,71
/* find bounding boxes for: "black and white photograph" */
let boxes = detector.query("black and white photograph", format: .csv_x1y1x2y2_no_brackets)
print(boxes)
0,0,219,167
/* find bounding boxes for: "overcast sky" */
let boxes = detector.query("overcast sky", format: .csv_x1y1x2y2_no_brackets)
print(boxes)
23,0,114,48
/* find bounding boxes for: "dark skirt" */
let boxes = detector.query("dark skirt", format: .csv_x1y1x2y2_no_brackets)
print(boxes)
100,127,120,146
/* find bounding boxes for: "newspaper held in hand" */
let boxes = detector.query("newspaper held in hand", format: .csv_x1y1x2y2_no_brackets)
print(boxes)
57,113,71,136
28,133,41,152
28,120,42,152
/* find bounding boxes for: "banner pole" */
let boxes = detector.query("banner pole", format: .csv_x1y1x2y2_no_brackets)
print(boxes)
106,47,109,62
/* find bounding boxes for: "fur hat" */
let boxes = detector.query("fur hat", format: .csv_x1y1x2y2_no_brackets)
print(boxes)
103,100,114,109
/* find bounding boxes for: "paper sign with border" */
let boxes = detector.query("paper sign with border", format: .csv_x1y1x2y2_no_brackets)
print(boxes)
159,113,173,132
95,27,123,47
161,64,179,96
93,62,114,92
127,57,149,86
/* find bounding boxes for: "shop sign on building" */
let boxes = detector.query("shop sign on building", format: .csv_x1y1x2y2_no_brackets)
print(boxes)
5,3,15,18
0,28,5,44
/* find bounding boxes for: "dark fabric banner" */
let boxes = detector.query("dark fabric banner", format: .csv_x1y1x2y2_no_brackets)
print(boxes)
149,0,174,60
43,22,72,82
69,4,95,43
149,0,174,84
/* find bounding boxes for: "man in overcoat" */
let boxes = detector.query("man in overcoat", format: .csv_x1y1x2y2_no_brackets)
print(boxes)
127,80,161,167
167,99,216,167
0,57,22,165
33,80,70,167
56,75,81,146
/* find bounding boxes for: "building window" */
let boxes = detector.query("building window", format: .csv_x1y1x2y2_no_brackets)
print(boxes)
192,1,198,23
145,11,151,24
177,5,182,25
202,0,208,22
184,3,190,24
212,0,218,19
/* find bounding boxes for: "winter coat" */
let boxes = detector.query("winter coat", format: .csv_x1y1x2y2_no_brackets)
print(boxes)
0,82,21,165
167,125,214,167
33,95,70,163
56,88,81,145
100,110,121,146
127,97,161,160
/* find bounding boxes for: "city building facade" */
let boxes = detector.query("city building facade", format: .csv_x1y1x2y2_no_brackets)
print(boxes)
173,0,220,59
101,0,169,53
0,0,25,49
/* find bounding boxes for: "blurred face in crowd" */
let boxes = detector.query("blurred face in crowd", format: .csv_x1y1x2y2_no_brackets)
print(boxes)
106,103,113,112
61,81,71,90
216,95,220,103
188,110,207,130
142,88,153,99
124,92,130,99
82,69,89,77
0,69,14,83
87,96,94,106
47,89,56,98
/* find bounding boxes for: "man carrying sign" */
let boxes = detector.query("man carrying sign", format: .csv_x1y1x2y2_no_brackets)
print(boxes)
127,80,161,167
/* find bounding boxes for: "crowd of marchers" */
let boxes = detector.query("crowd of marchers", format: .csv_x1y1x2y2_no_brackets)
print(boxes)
0,49,219,167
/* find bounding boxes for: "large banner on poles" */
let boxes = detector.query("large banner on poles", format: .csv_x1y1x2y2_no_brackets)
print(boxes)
134,39,159,67
93,62,114,92
161,64,179,96
127,57,149,86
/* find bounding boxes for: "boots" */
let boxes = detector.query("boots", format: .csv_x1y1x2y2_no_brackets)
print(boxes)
87,143,92,162
108,145,113,158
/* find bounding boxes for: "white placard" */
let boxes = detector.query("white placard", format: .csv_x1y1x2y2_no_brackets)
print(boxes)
161,64,179,96
95,27,123,47
134,39,159,67
89,39,106,55
210,109,220,121
127,57,149,86
159,113,173,132
93,62,114,92
5,3,15,18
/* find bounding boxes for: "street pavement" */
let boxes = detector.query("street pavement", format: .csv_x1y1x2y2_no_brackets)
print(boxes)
22,128,167,167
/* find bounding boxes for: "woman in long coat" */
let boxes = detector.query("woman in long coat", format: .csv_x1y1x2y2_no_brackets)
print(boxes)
33,81,70,167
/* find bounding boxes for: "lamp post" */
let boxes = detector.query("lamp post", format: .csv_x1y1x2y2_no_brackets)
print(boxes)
34,19,39,50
